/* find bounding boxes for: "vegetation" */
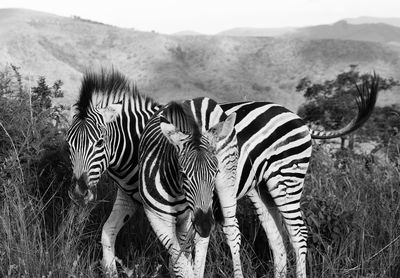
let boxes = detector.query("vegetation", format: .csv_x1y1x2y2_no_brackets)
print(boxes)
1,65,400,277
297,66,400,149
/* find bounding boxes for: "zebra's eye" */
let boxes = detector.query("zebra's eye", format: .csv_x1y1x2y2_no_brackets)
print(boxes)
95,139,105,148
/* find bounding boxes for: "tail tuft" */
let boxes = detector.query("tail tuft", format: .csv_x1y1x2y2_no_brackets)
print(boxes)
310,73,380,139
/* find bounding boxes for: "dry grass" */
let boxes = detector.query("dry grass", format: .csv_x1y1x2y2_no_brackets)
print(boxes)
1,144,400,277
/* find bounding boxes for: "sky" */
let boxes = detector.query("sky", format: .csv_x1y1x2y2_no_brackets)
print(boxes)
1,0,400,34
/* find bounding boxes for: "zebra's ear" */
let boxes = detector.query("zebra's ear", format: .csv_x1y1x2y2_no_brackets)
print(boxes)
208,112,237,142
160,117,190,149
99,103,123,124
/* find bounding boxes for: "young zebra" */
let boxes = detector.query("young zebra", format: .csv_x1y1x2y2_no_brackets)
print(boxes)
67,69,378,278
138,101,239,277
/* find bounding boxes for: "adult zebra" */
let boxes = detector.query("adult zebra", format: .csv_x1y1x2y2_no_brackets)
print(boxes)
138,100,238,277
67,70,161,276
67,69,378,277
216,74,378,278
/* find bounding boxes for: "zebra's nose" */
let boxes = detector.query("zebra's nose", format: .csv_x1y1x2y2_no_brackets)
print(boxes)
74,173,89,196
69,173,90,205
193,208,214,238
78,173,88,190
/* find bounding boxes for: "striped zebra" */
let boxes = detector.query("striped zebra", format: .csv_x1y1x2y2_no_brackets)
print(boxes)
67,69,378,277
215,74,379,278
138,100,238,277
67,70,161,276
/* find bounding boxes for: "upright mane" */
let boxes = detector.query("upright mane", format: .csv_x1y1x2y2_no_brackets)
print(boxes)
75,69,156,119
162,101,202,146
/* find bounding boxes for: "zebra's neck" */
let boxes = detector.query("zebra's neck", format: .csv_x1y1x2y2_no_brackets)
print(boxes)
107,94,161,186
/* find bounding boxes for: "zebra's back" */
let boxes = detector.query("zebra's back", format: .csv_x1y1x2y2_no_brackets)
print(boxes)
220,101,312,199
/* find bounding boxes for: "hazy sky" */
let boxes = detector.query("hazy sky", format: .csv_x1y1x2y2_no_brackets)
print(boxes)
1,0,400,34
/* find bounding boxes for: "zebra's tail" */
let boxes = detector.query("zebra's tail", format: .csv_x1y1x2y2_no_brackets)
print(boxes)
310,72,380,139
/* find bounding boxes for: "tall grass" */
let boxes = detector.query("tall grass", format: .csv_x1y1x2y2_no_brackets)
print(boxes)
303,147,400,278
1,143,399,277
0,152,98,278
1,103,400,278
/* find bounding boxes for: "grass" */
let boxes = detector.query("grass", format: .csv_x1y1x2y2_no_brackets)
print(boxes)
1,129,400,277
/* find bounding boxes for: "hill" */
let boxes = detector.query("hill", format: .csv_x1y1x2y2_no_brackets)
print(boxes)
1,8,400,111
345,16,400,28
289,20,400,44
172,30,205,36
216,27,295,37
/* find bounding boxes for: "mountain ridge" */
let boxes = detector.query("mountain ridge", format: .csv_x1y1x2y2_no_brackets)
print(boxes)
344,16,400,27
1,8,400,111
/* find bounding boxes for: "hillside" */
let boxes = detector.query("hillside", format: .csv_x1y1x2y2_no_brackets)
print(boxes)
345,16,400,28
290,20,400,44
216,27,295,37
1,8,400,111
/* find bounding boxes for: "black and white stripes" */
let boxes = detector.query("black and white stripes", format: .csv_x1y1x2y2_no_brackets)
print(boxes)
67,70,161,276
139,98,239,278
67,69,379,278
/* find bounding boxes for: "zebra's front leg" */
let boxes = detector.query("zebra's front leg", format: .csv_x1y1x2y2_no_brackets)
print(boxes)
145,208,194,278
101,188,137,277
193,234,210,278
176,210,193,263
176,211,209,278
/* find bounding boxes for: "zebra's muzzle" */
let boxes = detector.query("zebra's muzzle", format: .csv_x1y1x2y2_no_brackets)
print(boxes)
193,208,214,238
69,174,96,205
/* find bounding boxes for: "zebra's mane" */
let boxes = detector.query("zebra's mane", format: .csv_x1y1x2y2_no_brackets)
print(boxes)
75,69,157,119
162,101,202,146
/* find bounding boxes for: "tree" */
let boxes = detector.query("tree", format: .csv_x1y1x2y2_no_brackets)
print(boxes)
0,67,66,158
296,66,399,149
52,80,64,98
31,76,52,115
0,64,23,99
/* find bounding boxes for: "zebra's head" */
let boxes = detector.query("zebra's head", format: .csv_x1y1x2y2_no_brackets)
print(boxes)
160,112,237,238
67,103,123,205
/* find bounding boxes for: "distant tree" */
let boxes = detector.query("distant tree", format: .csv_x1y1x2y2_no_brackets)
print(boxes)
52,80,64,98
359,105,400,144
32,76,52,115
10,64,23,97
31,76,64,116
296,65,399,149
0,67,66,159
0,64,23,98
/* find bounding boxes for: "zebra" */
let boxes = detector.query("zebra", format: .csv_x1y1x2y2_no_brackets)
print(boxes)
214,74,379,278
138,100,239,277
67,69,379,277
67,70,161,276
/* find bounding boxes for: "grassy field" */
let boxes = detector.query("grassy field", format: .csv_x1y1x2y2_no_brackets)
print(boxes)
1,137,399,277
1,64,399,277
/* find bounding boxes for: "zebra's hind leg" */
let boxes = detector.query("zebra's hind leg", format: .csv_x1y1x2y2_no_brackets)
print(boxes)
101,188,137,277
144,208,194,278
247,188,287,278
267,176,308,278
